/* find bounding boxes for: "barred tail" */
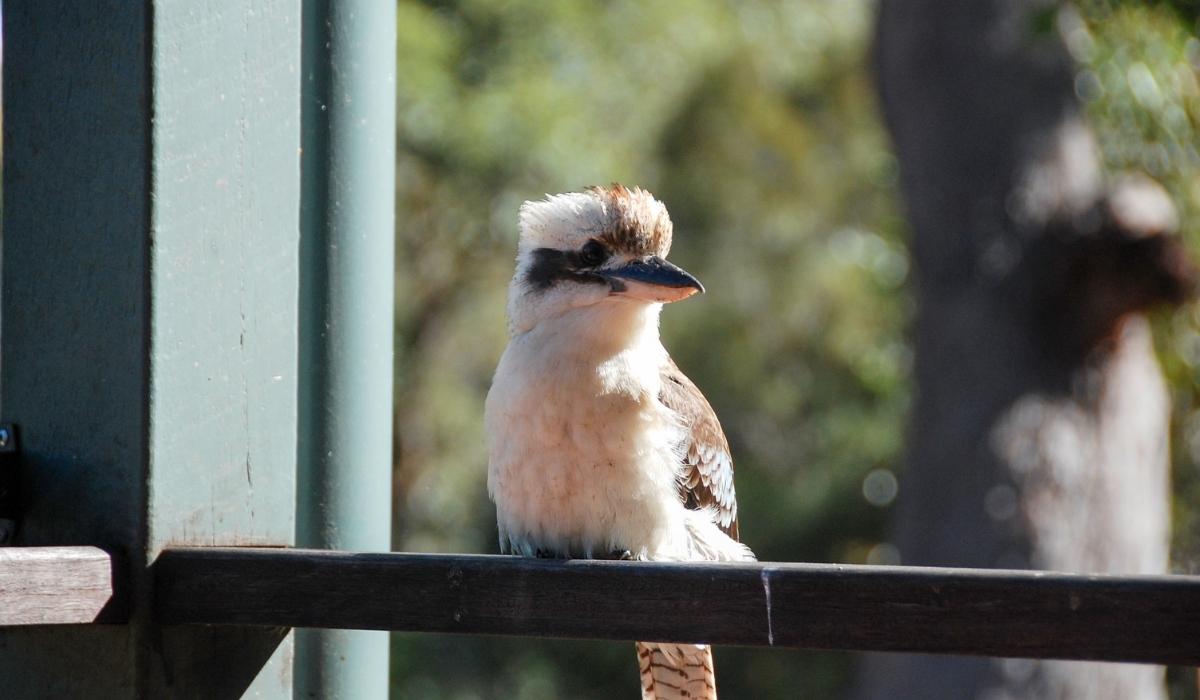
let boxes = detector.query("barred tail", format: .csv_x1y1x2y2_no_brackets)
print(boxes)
636,641,717,700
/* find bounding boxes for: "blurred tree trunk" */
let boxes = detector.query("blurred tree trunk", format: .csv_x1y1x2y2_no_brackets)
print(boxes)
855,2,1194,699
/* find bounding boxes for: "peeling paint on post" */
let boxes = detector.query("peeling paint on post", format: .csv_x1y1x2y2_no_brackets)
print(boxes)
0,1,301,696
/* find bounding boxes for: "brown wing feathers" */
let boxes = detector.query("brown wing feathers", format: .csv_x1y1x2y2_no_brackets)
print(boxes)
658,359,740,541
640,360,739,699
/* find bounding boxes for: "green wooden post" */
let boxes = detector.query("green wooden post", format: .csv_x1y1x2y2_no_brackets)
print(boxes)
0,1,301,697
296,0,397,697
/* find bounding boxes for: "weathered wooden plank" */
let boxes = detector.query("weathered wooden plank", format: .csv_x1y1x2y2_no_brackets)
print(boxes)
0,548,122,626
155,548,1200,665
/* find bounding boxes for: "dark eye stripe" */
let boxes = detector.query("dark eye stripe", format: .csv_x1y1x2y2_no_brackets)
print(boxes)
525,247,609,291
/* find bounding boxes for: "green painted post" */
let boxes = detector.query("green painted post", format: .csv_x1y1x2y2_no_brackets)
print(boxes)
0,1,301,697
296,0,396,697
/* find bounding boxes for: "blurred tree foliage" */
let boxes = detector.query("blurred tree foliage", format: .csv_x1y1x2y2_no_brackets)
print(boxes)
389,1,1199,698
1073,2,1200,580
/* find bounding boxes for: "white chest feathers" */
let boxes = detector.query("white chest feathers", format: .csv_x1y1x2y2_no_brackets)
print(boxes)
485,304,687,559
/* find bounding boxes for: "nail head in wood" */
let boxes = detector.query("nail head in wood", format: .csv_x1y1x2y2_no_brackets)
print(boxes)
0,424,19,545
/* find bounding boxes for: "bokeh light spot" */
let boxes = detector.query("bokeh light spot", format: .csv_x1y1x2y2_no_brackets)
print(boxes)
862,468,898,507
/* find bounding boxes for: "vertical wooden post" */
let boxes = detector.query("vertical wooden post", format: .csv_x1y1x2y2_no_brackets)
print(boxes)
296,0,397,697
0,1,301,697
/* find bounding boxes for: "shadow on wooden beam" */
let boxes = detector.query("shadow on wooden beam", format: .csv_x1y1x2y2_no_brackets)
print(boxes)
0,546,125,625
153,547,1200,665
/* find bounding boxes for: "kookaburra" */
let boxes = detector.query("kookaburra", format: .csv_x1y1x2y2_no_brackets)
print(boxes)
485,184,753,699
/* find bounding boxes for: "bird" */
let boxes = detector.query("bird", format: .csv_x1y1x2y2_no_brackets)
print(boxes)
485,184,753,700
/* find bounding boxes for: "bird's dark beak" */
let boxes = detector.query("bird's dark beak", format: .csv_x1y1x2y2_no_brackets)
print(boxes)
601,256,705,303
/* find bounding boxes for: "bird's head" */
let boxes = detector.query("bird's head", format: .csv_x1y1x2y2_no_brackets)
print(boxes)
507,184,704,335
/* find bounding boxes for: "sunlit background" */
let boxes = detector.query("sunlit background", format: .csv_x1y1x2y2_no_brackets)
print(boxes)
386,1,1200,697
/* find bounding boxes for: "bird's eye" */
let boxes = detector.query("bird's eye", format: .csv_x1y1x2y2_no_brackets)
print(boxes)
579,240,609,267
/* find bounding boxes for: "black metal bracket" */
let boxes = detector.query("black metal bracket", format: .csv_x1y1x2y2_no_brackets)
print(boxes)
0,425,20,545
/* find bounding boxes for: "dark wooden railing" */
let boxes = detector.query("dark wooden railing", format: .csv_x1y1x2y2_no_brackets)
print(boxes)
142,546,1200,666
7,545,1198,666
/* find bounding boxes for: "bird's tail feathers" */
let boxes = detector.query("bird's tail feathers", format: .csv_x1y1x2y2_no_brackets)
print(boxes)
637,641,717,700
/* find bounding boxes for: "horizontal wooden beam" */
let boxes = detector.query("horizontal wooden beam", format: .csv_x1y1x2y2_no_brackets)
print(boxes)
0,547,122,625
155,547,1200,665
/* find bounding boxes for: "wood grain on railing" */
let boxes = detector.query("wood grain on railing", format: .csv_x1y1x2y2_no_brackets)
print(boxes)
0,547,121,625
